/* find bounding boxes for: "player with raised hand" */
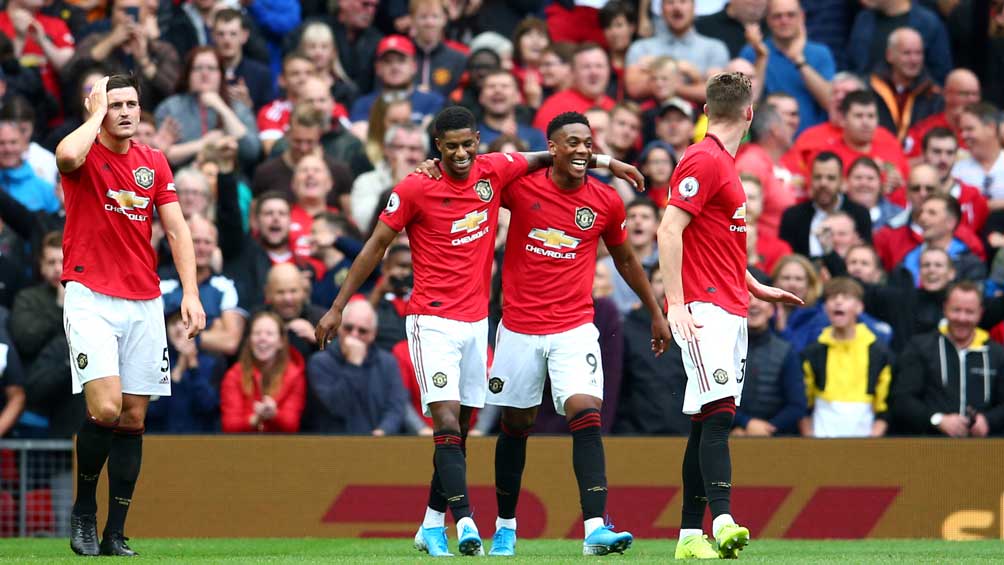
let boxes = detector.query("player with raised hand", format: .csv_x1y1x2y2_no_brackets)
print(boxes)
657,72,802,560
485,112,671,557
315,106,643,557
57,74,206,557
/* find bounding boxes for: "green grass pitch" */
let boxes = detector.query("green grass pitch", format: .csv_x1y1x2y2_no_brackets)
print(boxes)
1,538,1001,563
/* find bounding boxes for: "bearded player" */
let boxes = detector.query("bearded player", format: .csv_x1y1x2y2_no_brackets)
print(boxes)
484,112,671,557
315,106,642,556
657,72,802,560
57,74,206,557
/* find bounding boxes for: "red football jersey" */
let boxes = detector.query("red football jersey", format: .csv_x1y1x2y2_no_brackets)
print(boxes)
667,134,749,317
0,13,74,106
501,169,627,335
62,139,177,300
378,152,528,321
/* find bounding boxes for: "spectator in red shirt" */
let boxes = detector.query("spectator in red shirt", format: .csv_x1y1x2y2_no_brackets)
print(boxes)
510,16,550,108
288,154,339,275
257,53,321,155
0,0,74,110
921,127,988,233
221,310,306,433
904,69,981,158
830,90,910,192
599,1,637,101
742,172,792,275
736,98,798,238
533,42,614,132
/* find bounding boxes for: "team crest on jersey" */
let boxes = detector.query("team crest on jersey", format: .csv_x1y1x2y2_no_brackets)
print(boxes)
488,377,504,394
713,369,729,385
473,179,493,202
133,167,155,189
432,372,448,388
76,353,88,370
575,207,596,230
679,176,699,198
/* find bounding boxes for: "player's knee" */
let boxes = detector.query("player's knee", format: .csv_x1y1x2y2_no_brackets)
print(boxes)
118,409,146,430
501,408,536,433
564,395,602,421
90,401,122,425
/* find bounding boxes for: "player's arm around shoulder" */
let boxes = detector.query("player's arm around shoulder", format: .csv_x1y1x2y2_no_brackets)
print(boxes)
56,76,110,174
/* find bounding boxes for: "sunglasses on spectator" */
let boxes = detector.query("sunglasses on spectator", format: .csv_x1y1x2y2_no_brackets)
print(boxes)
342,324,372,337
909,184,938,193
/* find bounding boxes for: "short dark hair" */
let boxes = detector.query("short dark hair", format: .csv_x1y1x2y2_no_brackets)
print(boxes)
598,1,636,28
543,41,576,64
924,193,962,225
254,191,291,216
0,95,34,123
572,42,606,66
813,150,843,171
107,73,141,98
839,90,876,114
946,280,983,304
547,111,590,140
213,7,246,28
290,104,326,129
511,16,549,67
922,126,958,152
848,155,881,177
433,106,476,137
823,276,864,302
706,72,753,122
387,243,411,259
626,197,659,218
961,102,1001,127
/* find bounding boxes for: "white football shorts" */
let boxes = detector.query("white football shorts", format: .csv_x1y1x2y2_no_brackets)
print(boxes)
676,301,747,415
406,314,489,415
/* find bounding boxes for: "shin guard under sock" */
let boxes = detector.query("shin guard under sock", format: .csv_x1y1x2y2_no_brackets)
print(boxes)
495,422,530,520
72,416,116,515
433,430,470,521
103,427,143,535
568,409,606,521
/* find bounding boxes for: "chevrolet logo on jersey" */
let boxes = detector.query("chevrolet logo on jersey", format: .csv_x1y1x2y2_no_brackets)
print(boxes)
528,228,581,250
732,203,746,220
106,189,151,210
451,210,488,233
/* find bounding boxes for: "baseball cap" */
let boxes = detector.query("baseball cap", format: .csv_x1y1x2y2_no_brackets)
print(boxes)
376,35,415,58
658,97,694,121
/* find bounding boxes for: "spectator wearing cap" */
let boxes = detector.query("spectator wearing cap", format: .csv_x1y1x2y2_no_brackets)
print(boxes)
451,48,504,117
696,0,767,58
846,0,951,84
410,0,467,96
532,42,614,132
953,103,1004,210
740,0,834,135
869,27,944,143
349,35,445,127
733,268,806,436
654,97,695,157
736,98,798,239
476,70,546,152
625,0,729,103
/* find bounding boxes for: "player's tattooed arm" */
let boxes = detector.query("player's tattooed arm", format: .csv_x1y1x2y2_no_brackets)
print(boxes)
316,221,399,348
608,242,671,355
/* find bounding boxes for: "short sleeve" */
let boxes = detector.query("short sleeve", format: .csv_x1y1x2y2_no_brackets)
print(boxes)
602,192,627,248
667,150,720,217
152,149,178,207
50,20,74,48
378,176,421,232
485,152,529,191
211,276,241,312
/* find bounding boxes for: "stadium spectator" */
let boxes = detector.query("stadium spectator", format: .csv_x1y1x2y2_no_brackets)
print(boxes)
904,69,981,158
349,35,444,126
696,0,767,58
0,31,54,129
154,47,261,171
779,152,871,259
736,100,797,238
533,43,614,132
632,56,680,140
846,0,951,84
801,277,893,438
953,102,1004,209
474,0,538,40
212,8,275,113
625,0,729,86
410,0,467,96
40,63,108,152
830,91,911,192
449,47,503,117
368,243,412,352
537,42,575,104
543,0,605,46
256,53,321,155
892,282,1004,436
324,0,382,95
476,71,546,153
351,123,428,230
360,93,412,167
920,127,987,233
869,27,944,143
771,254,821,333
296,21,358,111
637,141,676,207
599,2,636,100
261,263,327,361
0,306,25,437
146,312,221,434
288,154,340,272
173,167,213,221
221,311,306,433
10,231,64,364
593,258,615,300
310,212,365,311
947,0,1004,107
742,173,792,275
68,0,179,111
0,120,58,213
0,0,75,108
162,0,271,72
739,0,834,134
161,215,247,358
304,299,407,434
817,212,862,260
605,102,643,165
845,157,904,231
0,96,57,187
733,269,806,437
896,194,986,287
614,267,692,435
654,97,696,157
601,198,660,317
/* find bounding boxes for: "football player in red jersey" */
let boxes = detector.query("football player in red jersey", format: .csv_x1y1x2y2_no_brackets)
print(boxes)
55,75,206,557
657,72,801,560
483,112,671,557
315,106,642,556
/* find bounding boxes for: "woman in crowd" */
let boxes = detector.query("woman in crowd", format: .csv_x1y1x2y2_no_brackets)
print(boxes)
221,311,305,433
638,140,675,207
771,254,822,334
296,21,358,109
510,17,549,108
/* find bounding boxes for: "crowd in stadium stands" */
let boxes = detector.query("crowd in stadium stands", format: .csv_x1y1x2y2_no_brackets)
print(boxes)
2,0,1004,440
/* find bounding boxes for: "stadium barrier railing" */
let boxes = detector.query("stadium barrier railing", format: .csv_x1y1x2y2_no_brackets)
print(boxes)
0,439,73,538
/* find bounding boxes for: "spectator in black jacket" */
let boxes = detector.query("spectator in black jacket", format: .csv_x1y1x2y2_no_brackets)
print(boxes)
146,313,222,433
0,307,25,438
213,8,276,112
780,151,872,258
10,231,63,365
892,282,1004,436
733,269,806,436
369,243,411,352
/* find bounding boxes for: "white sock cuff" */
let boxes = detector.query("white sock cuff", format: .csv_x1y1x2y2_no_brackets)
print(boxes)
713,514,735,537
496,517,517,531
584,517,605,538
679,528,704,542
422,507,446,529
